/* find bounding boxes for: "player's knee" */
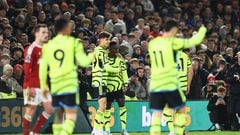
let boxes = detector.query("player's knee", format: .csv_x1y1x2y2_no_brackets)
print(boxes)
65,109,77,121
45,106,53,115
54,109,64,123
25,105,37,115
152,111,162,118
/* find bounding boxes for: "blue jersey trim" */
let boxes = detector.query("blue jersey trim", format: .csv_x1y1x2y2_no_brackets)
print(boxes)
59,102,78,109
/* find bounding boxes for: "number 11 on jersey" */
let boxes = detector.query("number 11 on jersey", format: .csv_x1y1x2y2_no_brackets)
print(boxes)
153,50,164,68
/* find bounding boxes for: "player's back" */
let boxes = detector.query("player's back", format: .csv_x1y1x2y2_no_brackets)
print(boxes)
148,37,178,92
23,43,42,89
42,35,79,95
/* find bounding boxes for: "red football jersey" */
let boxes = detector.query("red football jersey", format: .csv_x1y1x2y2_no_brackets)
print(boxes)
23,42,42,89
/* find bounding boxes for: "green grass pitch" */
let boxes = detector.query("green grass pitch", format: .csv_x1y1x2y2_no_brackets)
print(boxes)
1,131,240,135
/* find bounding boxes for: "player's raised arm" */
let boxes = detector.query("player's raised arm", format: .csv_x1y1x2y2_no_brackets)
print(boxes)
39,45,49,91
74,39,94,67
173,25,207,50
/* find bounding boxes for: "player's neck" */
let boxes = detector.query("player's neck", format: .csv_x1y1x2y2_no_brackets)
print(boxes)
34,40,43,46
99,44,106,49
162,32,173,38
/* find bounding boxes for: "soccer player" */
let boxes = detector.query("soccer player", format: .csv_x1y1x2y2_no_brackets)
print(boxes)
104,41,129,135
23,24,53,135
148,20,207,135
163,50,193,135
39,17,94,135
91,32,120,135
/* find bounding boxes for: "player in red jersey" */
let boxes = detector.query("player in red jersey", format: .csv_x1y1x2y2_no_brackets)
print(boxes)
23,24,53,135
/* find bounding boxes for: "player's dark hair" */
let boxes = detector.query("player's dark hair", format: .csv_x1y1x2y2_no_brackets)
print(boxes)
164,20,179,32
55,17,69,33
109,40,118,48
33,24,47,33
99,31,111,39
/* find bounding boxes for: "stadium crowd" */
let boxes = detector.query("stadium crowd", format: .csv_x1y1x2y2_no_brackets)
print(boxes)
0,0,240,131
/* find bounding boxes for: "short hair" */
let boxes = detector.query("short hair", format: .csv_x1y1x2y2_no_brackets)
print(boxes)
136,66,144,71
164,20,179,32
55,17,69,33
109,41,118,48
33,24,47,33
98,31,111,39
3,64,13,73
217,86,226,93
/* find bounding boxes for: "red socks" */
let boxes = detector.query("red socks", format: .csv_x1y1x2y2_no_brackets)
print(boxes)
23,117,31,135
32,112,48,133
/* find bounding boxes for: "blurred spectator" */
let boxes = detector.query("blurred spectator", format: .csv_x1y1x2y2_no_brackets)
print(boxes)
149,23,161,38
206,38,217,60
197,50,212,71
0,64,22,97
121,33,137,56
104,10,126,34
10,45,24,66
127,58,138,77
223,47,235,65
207,86,230,131
213,59,228,81
132,44,144,61
135,67,148,100
201,74,217,99
225,52,240,130
13,64,24,86
188,57,209,99
0,53,10,76
128,73,147,101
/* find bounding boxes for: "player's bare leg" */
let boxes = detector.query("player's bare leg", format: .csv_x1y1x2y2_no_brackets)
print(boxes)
58,108,77,135
31,92,53,135
174,107,187,135
52,108,64,135
92,97,107,135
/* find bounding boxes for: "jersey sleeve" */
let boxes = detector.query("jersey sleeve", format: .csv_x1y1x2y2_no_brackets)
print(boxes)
39,44,49,90
187,56,191,68
74,39,94,67
121,59,129,86
172,26,207,50
23,48,33,88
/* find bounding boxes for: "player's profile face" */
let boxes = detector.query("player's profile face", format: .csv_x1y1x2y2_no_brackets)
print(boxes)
102,38,110,47
37,27,49,43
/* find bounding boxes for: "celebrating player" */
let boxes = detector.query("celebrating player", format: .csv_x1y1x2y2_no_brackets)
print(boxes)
91,31,121,135
39,17,94,135
103,41,129,135
163,50,193,135
148,20,206,135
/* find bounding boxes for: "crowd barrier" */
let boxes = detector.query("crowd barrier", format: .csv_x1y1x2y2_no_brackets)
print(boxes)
0,99,212,133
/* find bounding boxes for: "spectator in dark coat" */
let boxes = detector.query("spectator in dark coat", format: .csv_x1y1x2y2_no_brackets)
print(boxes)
207,86,230,130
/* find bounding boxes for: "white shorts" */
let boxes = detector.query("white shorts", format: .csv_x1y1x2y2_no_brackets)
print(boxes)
23,88,51,106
